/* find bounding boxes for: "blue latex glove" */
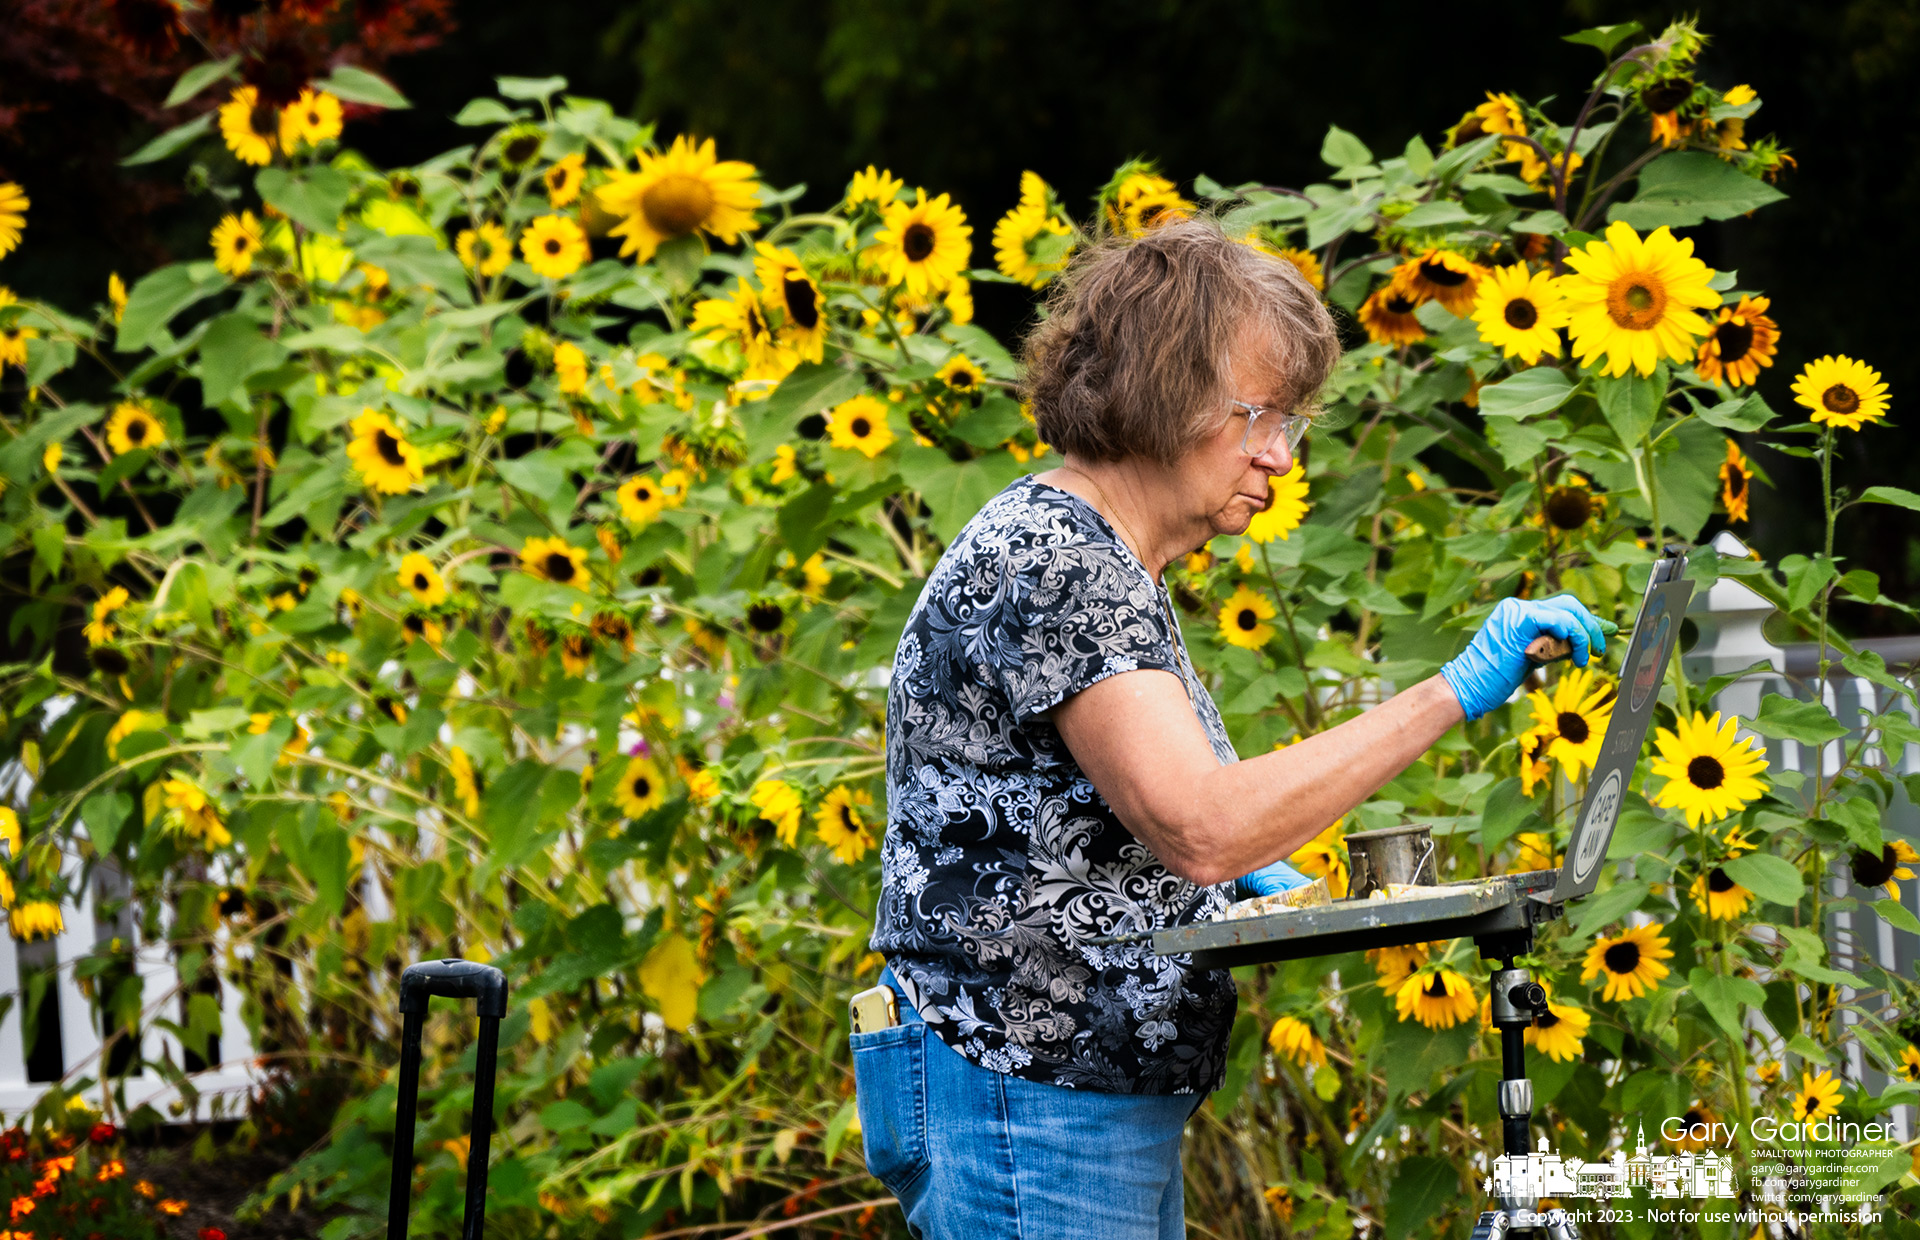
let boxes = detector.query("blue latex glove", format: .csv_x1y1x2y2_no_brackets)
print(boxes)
1440,593,1608,721
1237,858,1315,900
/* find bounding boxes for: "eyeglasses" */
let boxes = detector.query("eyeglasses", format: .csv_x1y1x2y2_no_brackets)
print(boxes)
1230,399,1313,459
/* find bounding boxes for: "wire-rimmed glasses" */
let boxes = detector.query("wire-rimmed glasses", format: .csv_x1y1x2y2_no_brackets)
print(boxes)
1230,398,1313,459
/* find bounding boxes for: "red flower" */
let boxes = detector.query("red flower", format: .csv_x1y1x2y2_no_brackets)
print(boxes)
201,1229,229,1240
87,1123,117,1144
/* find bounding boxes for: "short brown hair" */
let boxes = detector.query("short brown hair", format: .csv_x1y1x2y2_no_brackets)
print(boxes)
1022,216,1339,465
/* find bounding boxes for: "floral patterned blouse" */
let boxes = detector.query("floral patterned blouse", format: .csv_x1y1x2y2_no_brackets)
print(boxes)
871,474,1239,1094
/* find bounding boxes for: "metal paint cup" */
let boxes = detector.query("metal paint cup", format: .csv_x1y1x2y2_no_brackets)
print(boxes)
1344,825,1438,900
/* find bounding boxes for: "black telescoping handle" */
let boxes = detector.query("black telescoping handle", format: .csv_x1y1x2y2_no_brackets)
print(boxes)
388,959,510,1240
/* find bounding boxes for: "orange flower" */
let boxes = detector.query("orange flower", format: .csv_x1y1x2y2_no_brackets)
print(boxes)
8,1197,32,1221
97,1158,125,1181
159,1198,190,1215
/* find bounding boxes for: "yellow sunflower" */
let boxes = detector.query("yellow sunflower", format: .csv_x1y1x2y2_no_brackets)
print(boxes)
1789,1070,1842,1122
1218,586,1276,650
1245,464,1309,543
278,88,343,151
520,535,589,588
544,152,586,207
1472,264,1568,363
520,214,589,281
1648,711,1770,828
753,243,827,363
1792,355,1890,431
83,586,130,645
0,297,35,370
1370,942,1429,993
935,354,985,394
553,341,588,395
560,632,593,676
1272,246,1324,292
1526,997,1590,1063
1358,286,1426,346
1107,171,1193,235
618,474,666,526
750,778,805,846
993,175,1073,288
210,211,265,277
1288,820,1349,898
1719,440,1752,523
1394,250,1484,316
448,747,482,817
845,165,905,211
105,401,167,455
1899,1044,1920,1084
1558,221,1719,377
345,409,424,494
1693,295,1779,388
598,134,761,262
1475,92,1529,139
1849,838,1919,903
1580,923,1673,1001
217,86,278,166
0,182,27,259
401,612,445,647
617,757,666,817
870,190,972,297
10,901,64,942
1516,147,1583,191
456,224,513,277
1267,1016,1328,1069
397,553,447,606
815,785,876,864
1396,967,1476,1029
826,394,896,458
1690,866,1754,920
1667,1104,1720,1152
1526,667,1614,779
1518,726,1555,797
108,272,127,323
1509,831,1559,874
659,467,693,508
690,278,784,371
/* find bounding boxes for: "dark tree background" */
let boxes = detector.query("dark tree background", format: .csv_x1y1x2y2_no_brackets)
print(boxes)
5,0,1914,630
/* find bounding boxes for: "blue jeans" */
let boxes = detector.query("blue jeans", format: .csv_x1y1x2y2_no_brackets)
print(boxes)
851,970,1193,1239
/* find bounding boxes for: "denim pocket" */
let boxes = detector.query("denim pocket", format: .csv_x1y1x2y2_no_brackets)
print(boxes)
850,1022,929,1194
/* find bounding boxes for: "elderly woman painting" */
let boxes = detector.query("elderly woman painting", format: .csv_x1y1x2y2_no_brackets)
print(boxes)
853,217,1605,1238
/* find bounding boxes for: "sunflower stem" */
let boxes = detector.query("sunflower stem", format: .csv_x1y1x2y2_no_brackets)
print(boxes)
1814,425,1836,815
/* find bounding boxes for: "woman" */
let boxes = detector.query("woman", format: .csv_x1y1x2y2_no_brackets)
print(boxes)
854,217,1605,1239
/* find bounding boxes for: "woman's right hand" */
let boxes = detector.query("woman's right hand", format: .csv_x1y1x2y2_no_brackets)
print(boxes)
1439,593,1609,721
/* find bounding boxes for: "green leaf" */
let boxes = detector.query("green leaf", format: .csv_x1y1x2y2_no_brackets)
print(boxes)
1779,553,1837,613
1860,485,1920,512
121,114,213,166
1396,201,1475,229
1687,968,1766,1039
1719,852,1804,906
898,446,1027,543
196,313,290,414
1693,393,1776,433
1320,125,1374,170
1478,368,1574,419
777,482,837,563
1876,897,1920,936
744,362,867,459
1383,1155,1455,1240
314,65,411,110
539,1099,595,1132
1596,370,1663,448
1826,794,1883,854
453,98,528,127
1607,152,1788,231
822,1099,857,1166
1477,777,1537,853
81,791,134,854
1750,692,1848,745
256,167,352,236
948,396,1027,449
354,234,471,306
1563,22,1644,55
117,263,229,353
1510,209,1571,235
1568,880,1651,938
497,75,568,101
164,57,241,109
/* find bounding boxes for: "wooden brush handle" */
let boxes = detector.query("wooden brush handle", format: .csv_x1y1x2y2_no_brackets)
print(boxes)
1525,635,1573,665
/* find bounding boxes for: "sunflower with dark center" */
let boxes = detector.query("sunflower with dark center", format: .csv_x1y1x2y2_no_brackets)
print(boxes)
90,647,131,676
590,611,635,651
1526,667,1613,778
499,126,545,170
597,135,762,263
1580,923,1673,1001
1217,586,1275,650
105,402,166,456
1849,839,1919,901
617,757,665,817
1694,295,1779,388
935,354,985,395
1525,996,1591,1063
1559,221,1718,377
746,601,786,633
519,536,588,588
1667,1104,1720,1152
1719,440,1751,523
1393,249,1484,316
374,695,408,725
345,410,424,494
1471,264,1567,363
210,211,265,277
560,634,594,677
1358,286,1426,346
1792,354,1891,431
871,189,973,296
1649,710,1770,828
1395,967,1476,1029
1690,866,1753,920
752,243,826,363
217,86,278,166
1544,482,1595,531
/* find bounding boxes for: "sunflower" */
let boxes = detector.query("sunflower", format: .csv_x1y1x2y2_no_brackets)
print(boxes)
560,633,593,676
520,535,589,588
935,354,985,394
1394,250,1484,316
750,778,805,846
1792,355,1890,431
84,586,130,645
1649,711,1770,828
544,153,586,207
1108,171,1192,235
815,785,876,864
0,182,27,259
598,135,761,262
1849,838,1919,902
456,224,513,277
1526,998,1590,1063
401,612,445,647
1580,923,1673,1001
107,272,127,323
105,402,166,455
1474,92,1529,139
1789,1070,1842,1122
658,467,694,508
520,215,589,281
1358,286,1426,346
1900,1044,1920,1084
799,551,832,597
278,88,343,150
1719,440,1752,523
845,165,905,211
1267,1016,1328,1069
1690,295,1779,390
1236,465,1308,545
1541,475,1599,531
618,474,666,526
217,86,279,166
617,757,666,817
1526,667,1614,779
0,300,36,370
1688,864,1753,919
1510,831,1559,874
345,410,424,494
993,183,1073,288
1397,967,1476,1029
690,278,785,372
1272,246,1324,292
10,902,64,942
753,244,827,363
397,553,447,606
1472,264,1568,363
1667,1104,1720,1152
162,778,231,849
590,610,635,652
826,394,896,458
1558,222,1719,378
870,190,972,297
1517,727,1555,797
1369,943,1429,994
210,211,265,277
1218,586,1276,650
448,746,482,817
1289,820,1349,898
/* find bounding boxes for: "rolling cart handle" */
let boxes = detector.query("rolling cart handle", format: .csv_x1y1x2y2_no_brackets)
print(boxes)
388,959,510,1240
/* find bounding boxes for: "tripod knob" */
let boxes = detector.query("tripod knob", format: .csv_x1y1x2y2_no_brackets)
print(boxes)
1508,980,1548,1016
